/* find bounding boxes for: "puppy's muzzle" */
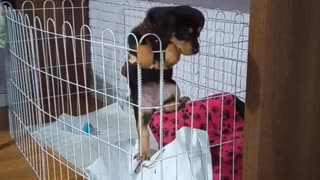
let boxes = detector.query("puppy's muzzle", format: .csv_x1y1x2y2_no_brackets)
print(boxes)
192,41,200,54
192,47,199,54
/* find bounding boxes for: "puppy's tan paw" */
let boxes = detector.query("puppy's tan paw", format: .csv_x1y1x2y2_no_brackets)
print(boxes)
165,43,181,67
163,103,178,113
137,42,154,69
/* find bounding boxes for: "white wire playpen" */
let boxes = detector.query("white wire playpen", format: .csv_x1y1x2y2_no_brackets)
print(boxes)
3,0,249,179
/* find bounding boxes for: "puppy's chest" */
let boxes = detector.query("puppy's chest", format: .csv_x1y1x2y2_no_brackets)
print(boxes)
141,83,176,108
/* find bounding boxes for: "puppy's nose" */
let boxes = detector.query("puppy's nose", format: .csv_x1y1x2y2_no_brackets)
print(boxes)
193,48,199,54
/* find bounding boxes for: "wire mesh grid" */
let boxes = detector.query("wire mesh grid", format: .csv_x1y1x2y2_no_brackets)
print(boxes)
3,0,249,179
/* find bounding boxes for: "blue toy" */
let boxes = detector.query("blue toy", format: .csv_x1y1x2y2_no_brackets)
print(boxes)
58,118,96,135
82,122,94,134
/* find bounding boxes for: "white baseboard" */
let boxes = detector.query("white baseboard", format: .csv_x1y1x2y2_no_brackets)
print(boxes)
0,94,7,107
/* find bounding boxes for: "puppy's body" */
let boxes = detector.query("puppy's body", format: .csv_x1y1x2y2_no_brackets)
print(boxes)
123,62,182,161
126,63,180,119
122,5,205,161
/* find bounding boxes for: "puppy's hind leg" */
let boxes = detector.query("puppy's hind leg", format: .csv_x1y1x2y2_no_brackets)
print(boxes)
163,96,191,113
162,85,190,113
134,110,153,161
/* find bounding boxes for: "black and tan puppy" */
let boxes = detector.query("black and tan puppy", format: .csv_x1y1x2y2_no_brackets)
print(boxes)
122,5,205,161
127,5,205,69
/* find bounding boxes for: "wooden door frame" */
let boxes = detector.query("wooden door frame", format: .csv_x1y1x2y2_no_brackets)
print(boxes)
244,0,320,179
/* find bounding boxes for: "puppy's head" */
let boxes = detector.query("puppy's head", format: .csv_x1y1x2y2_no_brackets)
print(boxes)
147,5,205,55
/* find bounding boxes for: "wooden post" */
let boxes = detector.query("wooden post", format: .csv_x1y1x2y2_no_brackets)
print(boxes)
244,0,320,179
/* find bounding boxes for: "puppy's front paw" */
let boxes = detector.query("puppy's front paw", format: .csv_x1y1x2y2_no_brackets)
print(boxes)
165,43,181,67
137,42,154,69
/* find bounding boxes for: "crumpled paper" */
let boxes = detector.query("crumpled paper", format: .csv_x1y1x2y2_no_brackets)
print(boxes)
85,127,213,180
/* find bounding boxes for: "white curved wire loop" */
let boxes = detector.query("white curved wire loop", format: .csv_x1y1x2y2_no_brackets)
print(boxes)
2,1,12,8
43,0,56,32
62,0,75,34
21,0,34,11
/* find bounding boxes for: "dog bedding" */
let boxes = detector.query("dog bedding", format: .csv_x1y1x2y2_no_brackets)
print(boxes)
149,93,245,180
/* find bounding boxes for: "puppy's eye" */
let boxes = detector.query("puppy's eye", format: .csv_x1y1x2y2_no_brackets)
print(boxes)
188,28,193,34
197,27,202,32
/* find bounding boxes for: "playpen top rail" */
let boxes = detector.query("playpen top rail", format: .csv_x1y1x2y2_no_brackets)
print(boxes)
5,13,248,54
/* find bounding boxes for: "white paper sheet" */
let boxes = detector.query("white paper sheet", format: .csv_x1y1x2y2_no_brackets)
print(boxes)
85,127,213,180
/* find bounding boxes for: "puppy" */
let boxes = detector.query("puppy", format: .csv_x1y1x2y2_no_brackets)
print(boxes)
122,5,205,161
127,5,205,69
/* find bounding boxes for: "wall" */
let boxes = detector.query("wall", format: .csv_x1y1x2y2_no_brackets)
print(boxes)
147,0,250,13
0,1,7,107
0,49,7,107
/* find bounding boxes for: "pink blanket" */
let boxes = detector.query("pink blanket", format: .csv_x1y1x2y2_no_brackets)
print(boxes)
149,93,244,180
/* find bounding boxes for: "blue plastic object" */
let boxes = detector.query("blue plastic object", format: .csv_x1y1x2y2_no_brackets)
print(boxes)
58,119,96,135
82,123,94,134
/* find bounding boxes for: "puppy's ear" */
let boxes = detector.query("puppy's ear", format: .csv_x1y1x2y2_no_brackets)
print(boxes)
147,7,175,27
172,5,205,27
